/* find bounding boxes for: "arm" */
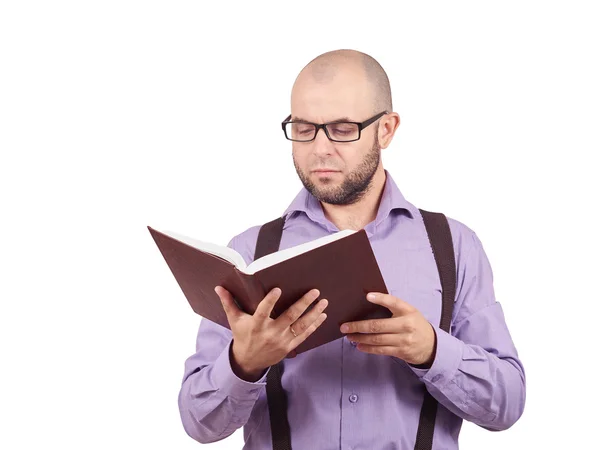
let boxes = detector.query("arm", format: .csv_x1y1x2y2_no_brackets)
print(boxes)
177,232,326,444
177,234,270,444
410,231,526,430
178,316,270,444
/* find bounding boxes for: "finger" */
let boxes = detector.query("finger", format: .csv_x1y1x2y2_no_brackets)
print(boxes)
253,287,283,321
347,332,398,347
354,344,397,356
275,288,321,328
214,286,244,323
340,316,401,334
366,292,416,316
288,298,328,336
291,312,327,346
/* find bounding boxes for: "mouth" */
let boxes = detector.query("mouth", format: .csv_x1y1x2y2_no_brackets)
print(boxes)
312,169,340,175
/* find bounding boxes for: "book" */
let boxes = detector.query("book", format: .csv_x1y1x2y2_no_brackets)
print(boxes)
147,225,391,354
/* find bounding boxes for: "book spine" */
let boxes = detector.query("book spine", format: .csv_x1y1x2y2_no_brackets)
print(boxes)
235,270,268,315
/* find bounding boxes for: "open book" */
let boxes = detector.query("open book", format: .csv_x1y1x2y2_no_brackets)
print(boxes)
161,228,357,275
148,225,391,354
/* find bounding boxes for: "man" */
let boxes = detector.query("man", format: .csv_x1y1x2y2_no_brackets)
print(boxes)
178,49,526,449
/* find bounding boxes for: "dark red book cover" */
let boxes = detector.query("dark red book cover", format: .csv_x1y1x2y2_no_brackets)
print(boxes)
148,226,391,354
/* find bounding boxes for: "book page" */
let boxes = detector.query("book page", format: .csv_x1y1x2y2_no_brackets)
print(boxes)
161,230,247,269
243,229,357,275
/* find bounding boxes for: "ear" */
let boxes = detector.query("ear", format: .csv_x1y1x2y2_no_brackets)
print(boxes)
378,112,400,149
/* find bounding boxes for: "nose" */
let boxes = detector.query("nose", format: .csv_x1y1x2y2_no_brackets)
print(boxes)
312,126,335,156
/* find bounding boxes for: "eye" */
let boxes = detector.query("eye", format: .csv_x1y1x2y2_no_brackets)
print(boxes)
329,123,356,135
293,124,314,134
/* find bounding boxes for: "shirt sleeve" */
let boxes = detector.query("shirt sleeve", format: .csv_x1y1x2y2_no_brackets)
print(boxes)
409,231,526,431
177,234,270,444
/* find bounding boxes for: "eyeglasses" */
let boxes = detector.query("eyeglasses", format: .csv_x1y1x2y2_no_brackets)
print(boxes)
281,111,388,142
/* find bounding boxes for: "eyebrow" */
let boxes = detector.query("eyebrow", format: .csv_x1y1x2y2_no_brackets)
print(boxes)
292,116,354,123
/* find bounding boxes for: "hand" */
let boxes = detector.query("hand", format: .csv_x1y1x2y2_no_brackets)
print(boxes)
214,286,328,381
340,292,436,367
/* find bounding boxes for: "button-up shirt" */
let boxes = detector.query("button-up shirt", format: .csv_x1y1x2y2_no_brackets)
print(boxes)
178,170,526,449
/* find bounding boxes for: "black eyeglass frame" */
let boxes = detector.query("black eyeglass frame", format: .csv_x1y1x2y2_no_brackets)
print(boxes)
281,111,388,142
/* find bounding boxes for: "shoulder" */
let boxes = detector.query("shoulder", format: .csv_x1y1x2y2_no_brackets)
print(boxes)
226,223,267,266
445,214,478,252
419,210,483,266
437,213,492,284
417,208,478,251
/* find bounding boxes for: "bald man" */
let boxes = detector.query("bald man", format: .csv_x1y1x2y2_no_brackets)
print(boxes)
178,50,525,449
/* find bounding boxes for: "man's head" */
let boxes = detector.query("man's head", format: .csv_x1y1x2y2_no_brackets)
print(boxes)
289,49,400,205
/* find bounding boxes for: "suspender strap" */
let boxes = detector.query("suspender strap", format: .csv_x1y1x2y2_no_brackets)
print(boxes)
255,216,286,264
414,209,457,450
254,217,292,450
255,211,456,450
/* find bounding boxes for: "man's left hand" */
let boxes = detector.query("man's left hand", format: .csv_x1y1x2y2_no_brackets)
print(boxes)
340,292,436,367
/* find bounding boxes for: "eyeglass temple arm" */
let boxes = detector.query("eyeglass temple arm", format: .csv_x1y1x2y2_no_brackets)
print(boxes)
281,115,292,129
360,111,388,129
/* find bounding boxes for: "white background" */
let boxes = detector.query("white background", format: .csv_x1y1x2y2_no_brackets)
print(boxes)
1,1,598,449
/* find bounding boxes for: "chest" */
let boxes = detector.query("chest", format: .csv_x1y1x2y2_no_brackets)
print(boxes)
370,237,444,327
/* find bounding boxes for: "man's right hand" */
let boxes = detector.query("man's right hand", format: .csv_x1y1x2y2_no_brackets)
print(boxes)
214,286,328,381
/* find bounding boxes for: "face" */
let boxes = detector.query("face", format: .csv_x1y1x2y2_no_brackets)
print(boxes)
290,69,383,205
293,131,380,205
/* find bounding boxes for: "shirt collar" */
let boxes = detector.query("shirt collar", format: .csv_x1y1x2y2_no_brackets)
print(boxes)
283,169,417,230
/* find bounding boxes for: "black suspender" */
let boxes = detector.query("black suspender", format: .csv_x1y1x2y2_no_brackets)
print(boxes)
254,217,292,450
414,209,457,450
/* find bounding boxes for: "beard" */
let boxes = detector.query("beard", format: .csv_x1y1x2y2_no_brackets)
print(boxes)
293,132,381,205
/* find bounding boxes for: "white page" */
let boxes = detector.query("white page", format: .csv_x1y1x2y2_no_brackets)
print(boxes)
161,230,247,269
243,229,357,275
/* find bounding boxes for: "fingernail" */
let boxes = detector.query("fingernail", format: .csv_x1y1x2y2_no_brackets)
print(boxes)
341,324,349,333
367,293,378,301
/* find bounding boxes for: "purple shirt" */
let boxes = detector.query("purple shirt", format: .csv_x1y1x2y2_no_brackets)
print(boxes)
178,170,526,449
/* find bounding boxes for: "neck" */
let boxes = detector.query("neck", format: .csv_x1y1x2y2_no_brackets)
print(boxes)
320,166,386,231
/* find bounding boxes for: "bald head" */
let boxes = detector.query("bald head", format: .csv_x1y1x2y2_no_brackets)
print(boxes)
292,49,392,115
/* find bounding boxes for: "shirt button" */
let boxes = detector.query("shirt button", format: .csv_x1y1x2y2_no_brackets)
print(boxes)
349,394,359,403
431,374,443,383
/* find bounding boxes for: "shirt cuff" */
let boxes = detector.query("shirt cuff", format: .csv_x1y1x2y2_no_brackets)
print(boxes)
211,340,271,399
409,325,463,387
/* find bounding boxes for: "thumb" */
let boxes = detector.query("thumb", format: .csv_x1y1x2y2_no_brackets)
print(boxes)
392,294,417,314
215,286,243,323
367,292,416,316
